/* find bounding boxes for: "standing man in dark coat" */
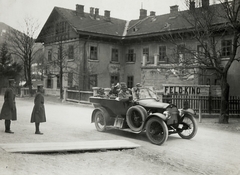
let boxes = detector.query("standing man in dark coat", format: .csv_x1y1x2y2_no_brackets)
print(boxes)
0,80,17,134
31,85,46,135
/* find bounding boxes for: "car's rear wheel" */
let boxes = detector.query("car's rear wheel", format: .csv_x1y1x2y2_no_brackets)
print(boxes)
146,117,168,145
178,114,198,139
126,106,147,132
94,110,107,132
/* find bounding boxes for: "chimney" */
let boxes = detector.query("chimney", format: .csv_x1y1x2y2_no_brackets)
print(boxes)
170,5,178,14
76,4,84,17
202,0,209,8
139,9,147,20
90,7,94,17
95,8,100,19
150,11,156,16
189,0,195,11
104,10,111,22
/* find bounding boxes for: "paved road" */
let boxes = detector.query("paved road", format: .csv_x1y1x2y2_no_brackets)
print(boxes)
0,96,240,175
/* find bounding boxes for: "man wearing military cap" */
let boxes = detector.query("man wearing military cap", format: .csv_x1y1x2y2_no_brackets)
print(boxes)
118,82,132,101
0,80,17,134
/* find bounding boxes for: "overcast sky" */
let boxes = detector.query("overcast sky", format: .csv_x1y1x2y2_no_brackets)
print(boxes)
0,0,215,37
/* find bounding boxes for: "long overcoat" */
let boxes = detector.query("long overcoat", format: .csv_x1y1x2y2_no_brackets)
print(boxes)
0,88,17,120
31,92,46,123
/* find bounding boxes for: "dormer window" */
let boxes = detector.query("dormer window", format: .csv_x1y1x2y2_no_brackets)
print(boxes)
151,18,156,22
133,27,138,32
164,22,170,28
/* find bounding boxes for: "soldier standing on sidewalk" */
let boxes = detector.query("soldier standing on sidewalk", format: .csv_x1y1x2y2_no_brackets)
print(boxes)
31,84,46,135
0,80,17,134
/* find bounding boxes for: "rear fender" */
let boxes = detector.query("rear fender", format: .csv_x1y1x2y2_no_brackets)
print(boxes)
144,113,168,128
91,107,109,123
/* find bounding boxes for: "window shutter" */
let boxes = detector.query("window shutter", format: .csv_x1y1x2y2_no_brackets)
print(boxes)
133,53,136,62
126,53,128,62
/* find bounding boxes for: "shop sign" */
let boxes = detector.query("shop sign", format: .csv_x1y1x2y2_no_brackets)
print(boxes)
163,84,210,96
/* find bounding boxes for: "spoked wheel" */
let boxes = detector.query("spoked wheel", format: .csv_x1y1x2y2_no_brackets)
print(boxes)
146,117,168,145
94,111,107,132
178,114,198,139
126,106,147,132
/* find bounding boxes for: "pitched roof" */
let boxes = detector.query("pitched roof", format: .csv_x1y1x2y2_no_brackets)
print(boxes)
56,7,127,37
37,3,229,42
125,4,227,37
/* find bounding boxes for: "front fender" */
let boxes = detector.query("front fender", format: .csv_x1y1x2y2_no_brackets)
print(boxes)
144,113,168,127
91,107,109,123
178,108,196,117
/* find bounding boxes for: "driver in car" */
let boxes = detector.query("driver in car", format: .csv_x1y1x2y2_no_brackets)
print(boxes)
117,82,132,101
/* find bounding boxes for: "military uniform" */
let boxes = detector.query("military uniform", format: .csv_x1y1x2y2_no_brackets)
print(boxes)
31,89,46,134
0,88,17,133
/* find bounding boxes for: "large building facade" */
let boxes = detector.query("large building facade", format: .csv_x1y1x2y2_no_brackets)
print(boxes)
36,0,240,96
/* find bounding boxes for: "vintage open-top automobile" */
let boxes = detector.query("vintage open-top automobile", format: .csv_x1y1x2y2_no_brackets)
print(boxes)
89,87,198,145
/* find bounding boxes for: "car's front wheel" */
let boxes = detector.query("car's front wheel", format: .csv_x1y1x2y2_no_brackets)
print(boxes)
177,114,198,139
145,117,168,145
94,110,107,132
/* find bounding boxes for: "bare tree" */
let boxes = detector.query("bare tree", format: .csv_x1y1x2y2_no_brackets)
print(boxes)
166,0,240,123
7,17,40,96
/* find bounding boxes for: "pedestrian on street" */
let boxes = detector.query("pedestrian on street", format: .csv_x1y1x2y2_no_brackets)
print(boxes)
0,80,17,134
31,85,46,135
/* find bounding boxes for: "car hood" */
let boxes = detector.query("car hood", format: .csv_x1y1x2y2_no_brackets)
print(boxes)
138,99,170,109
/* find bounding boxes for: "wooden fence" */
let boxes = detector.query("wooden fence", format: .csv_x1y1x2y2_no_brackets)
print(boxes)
65,90,93,104
162,95,240,115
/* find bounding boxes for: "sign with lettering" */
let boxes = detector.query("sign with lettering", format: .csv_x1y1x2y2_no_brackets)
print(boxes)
163,84,210,96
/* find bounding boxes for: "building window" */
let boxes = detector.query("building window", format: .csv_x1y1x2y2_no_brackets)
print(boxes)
68,45,74,60
127,76,134,88
90,46,98,60
143,48,149,62
126,49,136,62
111,48,119,62
89,74,97,90
58,46,63,60
110,75,119,86
177,44,185,63
55,21,68,35
47,77,52,88
221,40,232,57
48,50,52,61
68,72,73,87
197,45,206,58
159,46,166,62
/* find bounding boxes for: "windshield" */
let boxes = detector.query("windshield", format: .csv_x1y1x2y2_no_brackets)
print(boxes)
132,87,158,100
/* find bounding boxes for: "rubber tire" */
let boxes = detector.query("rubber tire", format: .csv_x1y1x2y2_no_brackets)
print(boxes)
146,117,168,145
126,106,147,132
178,114,198,139
94,110,107,132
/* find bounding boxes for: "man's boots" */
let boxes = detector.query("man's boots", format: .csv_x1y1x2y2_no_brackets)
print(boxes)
35,122,43,135
5,120,14,134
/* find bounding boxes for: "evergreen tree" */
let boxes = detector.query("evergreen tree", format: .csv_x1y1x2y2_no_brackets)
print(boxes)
0,42,22,79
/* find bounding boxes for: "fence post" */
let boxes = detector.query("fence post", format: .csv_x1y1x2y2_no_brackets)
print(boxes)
62,87,68,102
20,88,24,98
199,99,202,123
